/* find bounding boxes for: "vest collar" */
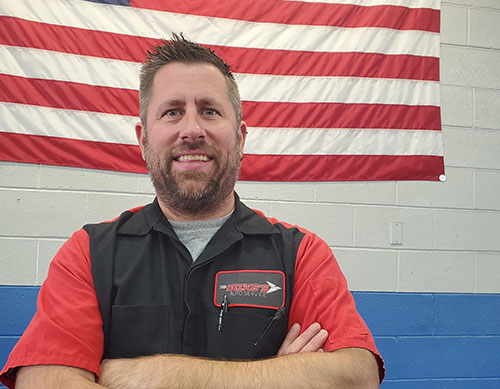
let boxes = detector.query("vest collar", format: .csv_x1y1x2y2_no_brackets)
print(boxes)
117,193,280,237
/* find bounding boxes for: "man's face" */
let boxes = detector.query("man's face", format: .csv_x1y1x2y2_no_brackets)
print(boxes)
136,62,246,218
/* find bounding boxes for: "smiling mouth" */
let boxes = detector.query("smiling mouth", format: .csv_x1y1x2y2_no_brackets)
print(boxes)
175,154,212,162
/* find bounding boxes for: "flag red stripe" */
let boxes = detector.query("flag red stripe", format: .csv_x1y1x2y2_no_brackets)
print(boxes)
217,46,439,81
0,132,147,173
0,74,440,130
0,132,443,181
131,0,440,32
0,16,439,80
0,74,139,117
0,16,156,63
240,154,444,181
242,101,441,130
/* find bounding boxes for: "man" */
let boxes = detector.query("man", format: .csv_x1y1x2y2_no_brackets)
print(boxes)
0,34,383,388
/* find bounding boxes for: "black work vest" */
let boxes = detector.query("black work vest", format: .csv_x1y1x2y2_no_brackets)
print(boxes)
85,196,304,360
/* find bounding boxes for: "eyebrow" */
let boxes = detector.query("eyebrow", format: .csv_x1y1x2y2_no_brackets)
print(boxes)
155,99,185,116
196,97,224,110
154,96,225,117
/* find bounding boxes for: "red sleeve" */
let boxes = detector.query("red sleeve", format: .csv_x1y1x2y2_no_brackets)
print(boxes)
0,229,103,388
288,232,385,380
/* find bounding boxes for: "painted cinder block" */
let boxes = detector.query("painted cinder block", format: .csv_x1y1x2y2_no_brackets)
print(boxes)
0,239,37,285
398,336,500,378
37,239,66,285
398,251,475,293
441,4,468,45
0,162,38,189
434,293,500,335
440,45,500,89
434,208,500,251
314,181,396,206
136,174,155,194
85,193,153,224
440,85,473,128
443,0,500,10
475,170,500,211
373,337,398,379
397,167,473,209
442,127,500,170
235,181,315,202
354,206,434,249
0,286,38,335
240,200,271,216
0,337,20,376
269,202,353,247
475,88,500,130
0,189,88,238
335,249,398,292
470,8,500,50
352,292,434,336
39,165,140,193
477,253,500,293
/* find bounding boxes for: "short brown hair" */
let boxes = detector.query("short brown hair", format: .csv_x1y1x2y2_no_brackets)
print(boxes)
139,33,242,125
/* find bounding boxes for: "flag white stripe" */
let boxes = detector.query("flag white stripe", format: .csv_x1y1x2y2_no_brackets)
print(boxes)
236,73,440,106
0,45,141,89
1,102,138,144
298,0,440,9
2,103,443,156
1,45,439,106
0,0,439,57
246,127,444,156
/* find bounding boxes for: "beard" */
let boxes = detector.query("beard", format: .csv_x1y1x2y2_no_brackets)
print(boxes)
144,136,241,218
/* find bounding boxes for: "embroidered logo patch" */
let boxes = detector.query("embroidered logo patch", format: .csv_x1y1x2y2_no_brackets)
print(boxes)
214,270,285,309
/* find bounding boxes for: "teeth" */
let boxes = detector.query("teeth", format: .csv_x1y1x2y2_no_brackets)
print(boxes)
177,155,209,162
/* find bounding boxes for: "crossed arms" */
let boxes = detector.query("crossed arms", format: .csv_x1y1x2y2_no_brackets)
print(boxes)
16,322,380,389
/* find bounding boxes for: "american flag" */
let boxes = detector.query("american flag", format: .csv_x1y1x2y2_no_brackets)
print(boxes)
0,0,445,181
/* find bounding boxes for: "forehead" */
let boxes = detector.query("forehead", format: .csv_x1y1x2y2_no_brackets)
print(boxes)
151,62,228,101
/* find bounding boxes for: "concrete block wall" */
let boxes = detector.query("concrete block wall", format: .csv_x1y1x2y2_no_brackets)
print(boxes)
1,1,500,387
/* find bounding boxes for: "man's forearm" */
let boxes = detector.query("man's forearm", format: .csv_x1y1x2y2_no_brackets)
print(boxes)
16,365,107,389
99,348,379,389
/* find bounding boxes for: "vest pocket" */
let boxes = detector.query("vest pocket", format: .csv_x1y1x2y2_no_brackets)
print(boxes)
205,309,288,359
107,304,169,358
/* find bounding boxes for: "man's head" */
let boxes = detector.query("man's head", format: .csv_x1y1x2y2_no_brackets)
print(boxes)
139,33,242,126
135,34,246,221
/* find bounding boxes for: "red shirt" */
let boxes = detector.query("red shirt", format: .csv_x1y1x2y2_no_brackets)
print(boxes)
1,209,384,387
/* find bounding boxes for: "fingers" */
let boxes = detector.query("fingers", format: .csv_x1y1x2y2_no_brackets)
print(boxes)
277,322,329,356
277,323,301,355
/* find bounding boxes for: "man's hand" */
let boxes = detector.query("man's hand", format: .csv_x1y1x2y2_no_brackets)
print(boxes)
277,322,328,355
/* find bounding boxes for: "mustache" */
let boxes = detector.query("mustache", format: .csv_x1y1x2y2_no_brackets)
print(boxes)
171,140,218,156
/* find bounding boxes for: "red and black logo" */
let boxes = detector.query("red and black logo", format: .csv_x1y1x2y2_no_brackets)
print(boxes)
214,270,285,310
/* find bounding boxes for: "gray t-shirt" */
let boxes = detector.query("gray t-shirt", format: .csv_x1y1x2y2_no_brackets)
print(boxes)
169,212,233,261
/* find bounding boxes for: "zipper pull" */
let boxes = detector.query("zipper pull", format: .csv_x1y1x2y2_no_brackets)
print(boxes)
217,294,228,332
254,307,286,346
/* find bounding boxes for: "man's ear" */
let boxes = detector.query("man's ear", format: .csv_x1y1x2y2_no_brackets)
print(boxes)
238,121,247,157
135,121,146,161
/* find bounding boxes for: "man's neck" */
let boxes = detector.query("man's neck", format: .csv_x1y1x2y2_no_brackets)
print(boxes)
157,192,236,222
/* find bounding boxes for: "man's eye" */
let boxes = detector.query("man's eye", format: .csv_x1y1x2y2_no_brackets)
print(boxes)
203,109,218,116
164,109,180,117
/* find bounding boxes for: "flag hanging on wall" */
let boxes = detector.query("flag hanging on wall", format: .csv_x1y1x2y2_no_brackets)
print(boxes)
0,0,445,181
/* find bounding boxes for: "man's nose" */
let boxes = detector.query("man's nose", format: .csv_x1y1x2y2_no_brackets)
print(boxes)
179,111,206,141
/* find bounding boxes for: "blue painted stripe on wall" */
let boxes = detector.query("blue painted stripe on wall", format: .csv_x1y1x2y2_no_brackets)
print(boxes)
398,336,500,379
1,287,500,387
354,292,435,336
0,286,38,335
382,379,500,389
434,294,500,335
